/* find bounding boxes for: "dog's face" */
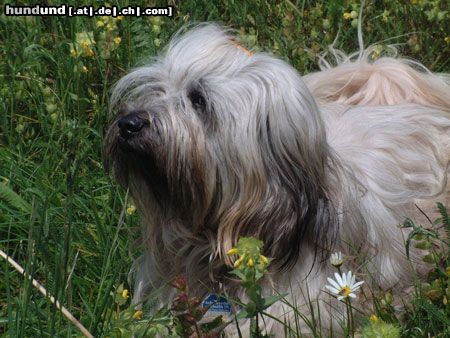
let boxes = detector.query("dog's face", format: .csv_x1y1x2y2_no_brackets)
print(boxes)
104,24,338,269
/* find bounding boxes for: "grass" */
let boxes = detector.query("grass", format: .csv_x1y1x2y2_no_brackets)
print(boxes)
0,0,449,337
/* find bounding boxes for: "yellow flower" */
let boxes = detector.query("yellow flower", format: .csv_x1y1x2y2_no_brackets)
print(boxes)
70,48,78,57
80,41,90,49
74,32,96,57
371,45,383,60
114,37,122,45
227,248,239,256
247,257,254,267
370,315,379,323
84,48,95,57
96,20,104,27
343,12,352,20
234,255,245,268
133,310,143,320
339,285,351,297
260,255,268,265
127,205,136,215
106,23,114,32
122,289,129,299
81,66,88,73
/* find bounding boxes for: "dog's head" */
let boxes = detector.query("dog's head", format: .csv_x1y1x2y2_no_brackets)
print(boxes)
104,24,338,270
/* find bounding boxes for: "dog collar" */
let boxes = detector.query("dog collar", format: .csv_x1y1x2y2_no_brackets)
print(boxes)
231,40,254,57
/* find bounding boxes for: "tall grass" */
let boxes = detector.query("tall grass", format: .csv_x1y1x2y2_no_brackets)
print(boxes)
0,0,448,336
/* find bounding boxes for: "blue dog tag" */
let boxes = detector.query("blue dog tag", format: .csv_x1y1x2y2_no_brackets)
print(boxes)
202,294,232,314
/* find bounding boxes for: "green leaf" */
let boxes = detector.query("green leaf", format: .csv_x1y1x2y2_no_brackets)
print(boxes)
200,315,224,332
236,308,250,320
0,183,31,213
414,240,432,250
422,253,438,264
245,301,258,317
235,237,264,256
413,298,450,326
437,202,449,229
261,293,288,310
247,285,262,303
229,269,246,280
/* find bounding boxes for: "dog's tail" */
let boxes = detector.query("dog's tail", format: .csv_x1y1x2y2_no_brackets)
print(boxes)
303,46,450,110
304,0,449,111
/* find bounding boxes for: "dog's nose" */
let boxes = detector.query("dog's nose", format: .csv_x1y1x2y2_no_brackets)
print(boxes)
118,113,145,139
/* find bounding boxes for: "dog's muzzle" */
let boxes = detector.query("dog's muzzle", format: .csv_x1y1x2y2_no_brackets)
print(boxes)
118,112,146,140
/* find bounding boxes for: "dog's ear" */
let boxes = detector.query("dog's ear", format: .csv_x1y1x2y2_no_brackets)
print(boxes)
217,60,339,270
256,70,339,269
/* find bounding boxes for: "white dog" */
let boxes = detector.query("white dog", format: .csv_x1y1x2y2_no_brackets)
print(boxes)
104,24,449,335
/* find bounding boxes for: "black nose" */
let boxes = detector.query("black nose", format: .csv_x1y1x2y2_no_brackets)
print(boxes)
118,113,145,139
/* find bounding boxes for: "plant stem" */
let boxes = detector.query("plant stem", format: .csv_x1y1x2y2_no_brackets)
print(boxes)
345,299,354,338
0,249,94,338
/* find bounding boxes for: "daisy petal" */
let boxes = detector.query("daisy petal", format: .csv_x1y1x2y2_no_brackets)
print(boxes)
327,278,341,290
352,281,364,289
325,285,339,294
346,271,352,284
335,272,343,285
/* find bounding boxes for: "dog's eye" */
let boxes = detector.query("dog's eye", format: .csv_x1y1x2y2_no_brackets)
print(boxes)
189,90,206,110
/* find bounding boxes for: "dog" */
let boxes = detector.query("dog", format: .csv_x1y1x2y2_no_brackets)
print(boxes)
104,24,449,335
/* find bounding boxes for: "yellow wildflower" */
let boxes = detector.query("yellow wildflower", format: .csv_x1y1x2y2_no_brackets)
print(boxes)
122,289,129,299
370,315,379,323
343,12,352,20
74,32,95,57
247,257,254,267
84,48,94,57
114,37,122,45
227,248,238,256
106,23,114,32
96,20,104,27
234,255,245,268
81,66,88,73
260,255,268,266
70,48,78,57
80,41,90,50
382,10,389,22
133,310,143,320
127,205,136,215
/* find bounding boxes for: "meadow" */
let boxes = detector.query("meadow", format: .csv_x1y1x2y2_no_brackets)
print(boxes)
0,0,449,337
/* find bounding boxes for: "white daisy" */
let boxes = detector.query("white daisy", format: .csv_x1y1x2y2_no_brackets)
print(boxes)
330,252,343,267
325,271,364,301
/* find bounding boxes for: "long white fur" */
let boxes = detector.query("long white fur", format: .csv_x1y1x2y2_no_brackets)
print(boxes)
107,24,450,336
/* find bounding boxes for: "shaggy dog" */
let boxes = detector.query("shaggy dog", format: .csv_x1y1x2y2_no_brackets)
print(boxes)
104,24,449,335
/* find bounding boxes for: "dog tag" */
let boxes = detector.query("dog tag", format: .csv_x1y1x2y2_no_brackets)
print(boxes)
202,294,232,316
